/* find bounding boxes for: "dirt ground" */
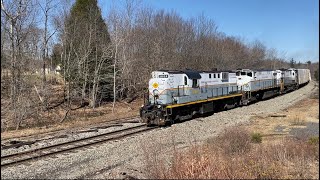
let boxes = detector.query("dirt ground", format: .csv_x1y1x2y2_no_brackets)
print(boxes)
248,91,319,143
1,99,143,140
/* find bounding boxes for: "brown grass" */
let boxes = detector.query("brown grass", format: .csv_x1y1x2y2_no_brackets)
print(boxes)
290,115,306,126
213,127,252,155
1,100,141,140
144,127,319,179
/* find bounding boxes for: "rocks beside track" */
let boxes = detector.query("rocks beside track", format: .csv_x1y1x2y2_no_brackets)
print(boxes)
1,81,318,179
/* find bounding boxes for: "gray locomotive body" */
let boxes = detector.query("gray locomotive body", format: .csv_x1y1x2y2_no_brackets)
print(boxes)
140,68,310,126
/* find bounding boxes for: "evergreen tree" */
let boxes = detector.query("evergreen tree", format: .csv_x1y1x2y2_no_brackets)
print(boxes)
297,61,301,68
63,0,113,107
290,58,295,68
314,69,319,81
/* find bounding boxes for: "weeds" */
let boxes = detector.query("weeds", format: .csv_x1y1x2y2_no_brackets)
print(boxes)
291,115,306,126
144,126,319,179
216,127,251,155
308,136,319,145
251,132,262,143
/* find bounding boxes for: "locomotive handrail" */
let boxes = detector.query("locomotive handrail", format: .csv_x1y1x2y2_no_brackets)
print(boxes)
177,85,185,97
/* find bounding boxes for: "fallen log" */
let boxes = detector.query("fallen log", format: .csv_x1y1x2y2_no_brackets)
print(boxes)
269,114,287,117
2,140,38,150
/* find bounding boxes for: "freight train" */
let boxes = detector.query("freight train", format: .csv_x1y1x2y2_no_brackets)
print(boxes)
140,68,311,126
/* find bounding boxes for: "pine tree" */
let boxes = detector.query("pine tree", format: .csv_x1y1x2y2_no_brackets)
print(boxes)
290,58,295,68
314,69,319,81
63,0,113,107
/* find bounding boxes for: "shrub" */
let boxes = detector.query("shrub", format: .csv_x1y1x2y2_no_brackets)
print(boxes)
308,136,319,145
216,127,251,155
251,132,262,143
144,128,319,179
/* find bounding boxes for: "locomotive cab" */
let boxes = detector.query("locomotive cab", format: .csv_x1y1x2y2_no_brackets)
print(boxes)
148,71,171,105
282,68,298,90
235,69,254,91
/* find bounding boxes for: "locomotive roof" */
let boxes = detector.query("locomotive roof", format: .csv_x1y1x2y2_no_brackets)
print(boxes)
157,69,200,79
158,69,233,73
253,69,275,72
234,69,276,72
201,70,234,73
183,70,202,79
157,69,233,79
278,68,295,71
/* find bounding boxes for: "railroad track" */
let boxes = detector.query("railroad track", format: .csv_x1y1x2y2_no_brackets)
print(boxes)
1,124,156,168
1,115,141,142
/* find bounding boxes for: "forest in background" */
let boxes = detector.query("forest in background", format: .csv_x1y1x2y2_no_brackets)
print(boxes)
1,0,319,130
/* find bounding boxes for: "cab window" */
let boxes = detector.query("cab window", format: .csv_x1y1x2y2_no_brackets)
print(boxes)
222,72,229,80
184,76,187,85
192,79,198,88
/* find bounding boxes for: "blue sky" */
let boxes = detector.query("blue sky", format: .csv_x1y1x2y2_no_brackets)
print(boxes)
99,0,319,63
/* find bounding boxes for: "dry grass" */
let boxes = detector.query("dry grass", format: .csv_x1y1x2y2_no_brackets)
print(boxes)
213,127,252,155
1,100,141,140
144,127,319,179
290,115,306,126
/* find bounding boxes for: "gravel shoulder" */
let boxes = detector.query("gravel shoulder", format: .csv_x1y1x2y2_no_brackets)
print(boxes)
1,81,318,179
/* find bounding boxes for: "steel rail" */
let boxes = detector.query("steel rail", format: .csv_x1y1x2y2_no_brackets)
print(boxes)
1,124,156,168
1,115,140,141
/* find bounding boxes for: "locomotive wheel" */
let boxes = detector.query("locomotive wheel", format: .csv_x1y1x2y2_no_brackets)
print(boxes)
223,104,228,111
139,118,145,123
174,115,181,123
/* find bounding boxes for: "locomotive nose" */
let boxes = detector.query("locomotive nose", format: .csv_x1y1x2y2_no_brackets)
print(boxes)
153,89,160,98
145,113,154,120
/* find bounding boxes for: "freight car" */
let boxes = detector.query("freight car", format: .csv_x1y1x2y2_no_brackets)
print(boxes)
296,69,311,86
140,68,310,126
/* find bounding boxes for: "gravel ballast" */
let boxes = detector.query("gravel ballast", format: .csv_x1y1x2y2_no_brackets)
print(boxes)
1,122,144,156
1,81,318,179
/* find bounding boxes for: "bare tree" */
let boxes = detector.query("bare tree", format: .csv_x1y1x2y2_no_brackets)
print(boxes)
38,0,58,109
1,0,39,129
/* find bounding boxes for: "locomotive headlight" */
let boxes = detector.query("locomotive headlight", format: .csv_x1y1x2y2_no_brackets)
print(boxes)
153,89,160,99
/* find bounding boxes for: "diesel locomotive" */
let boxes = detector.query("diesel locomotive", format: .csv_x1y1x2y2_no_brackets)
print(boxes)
140,68,311,126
